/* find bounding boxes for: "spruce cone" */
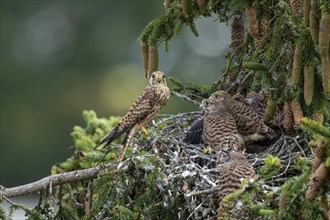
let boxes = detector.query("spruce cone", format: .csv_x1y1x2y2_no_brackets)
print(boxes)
264,99,276,124
290,99,303,125
181,0,193,17
305,178,319,201
311,141,325,173
312,110,324,123
314,141,326,159
313,162,328,183
306,160,328,201
246,6,259,39
303,0,310,27
310,0,319,16
319,13,330,92
319,13,330,58
140,40,149,79
321,57,330,92
309,11,319,45
292,46,303,88
290,0,301,13
259,16,269,38
147,45,159,77
231,16,244,50
312,157,322,173
303,64,314,106
283,102,294,134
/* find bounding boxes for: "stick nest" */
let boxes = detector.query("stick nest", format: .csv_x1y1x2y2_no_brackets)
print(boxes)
106,111,311,219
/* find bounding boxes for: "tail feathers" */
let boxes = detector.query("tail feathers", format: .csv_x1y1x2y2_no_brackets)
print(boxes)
93,126,130,150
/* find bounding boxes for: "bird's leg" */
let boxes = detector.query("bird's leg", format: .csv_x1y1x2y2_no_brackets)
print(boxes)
141,126,148,136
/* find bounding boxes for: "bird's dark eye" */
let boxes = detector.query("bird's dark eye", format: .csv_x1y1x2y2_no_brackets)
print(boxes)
152,74,155,78
213,94,218,98
205,102,209,106
163,75,165,78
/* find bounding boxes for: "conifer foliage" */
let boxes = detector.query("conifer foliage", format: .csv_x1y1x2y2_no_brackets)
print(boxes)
1,0,329,219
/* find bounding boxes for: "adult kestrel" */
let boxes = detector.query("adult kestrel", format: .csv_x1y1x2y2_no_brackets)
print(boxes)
94,71,171,160
210,91,274,141
199,99,242,153
217,151,255,215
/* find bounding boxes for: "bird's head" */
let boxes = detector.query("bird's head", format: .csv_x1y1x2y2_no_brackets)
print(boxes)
201,95,228,112
200,99,210,109
148,71,167,86
229,151,247,161
209,90,232,102
200,99,222,112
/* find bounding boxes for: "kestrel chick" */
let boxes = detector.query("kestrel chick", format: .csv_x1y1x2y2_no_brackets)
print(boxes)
245,91,267,120
232,93,245,103
182,118,204,144
233,92,267,121
218,151,255,215
94,71,171,160
200,99,242,152
210,90,274,141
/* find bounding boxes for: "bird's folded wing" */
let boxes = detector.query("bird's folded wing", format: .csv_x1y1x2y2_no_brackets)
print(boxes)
125,86,158,125
183,118,204,144
94,87,158,149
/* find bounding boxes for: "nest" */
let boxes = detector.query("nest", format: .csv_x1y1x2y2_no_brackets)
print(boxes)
114,111,311,219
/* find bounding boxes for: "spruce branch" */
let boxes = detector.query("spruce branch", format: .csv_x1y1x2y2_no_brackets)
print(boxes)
301,118,330,137
0,164,117,198
171,90,200,106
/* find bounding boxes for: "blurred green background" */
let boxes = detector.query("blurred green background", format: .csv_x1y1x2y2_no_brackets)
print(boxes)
0,0,231,187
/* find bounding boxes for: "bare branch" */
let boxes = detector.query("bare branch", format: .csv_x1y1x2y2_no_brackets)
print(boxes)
0,164,117,198
185,188,219,197
171,91,201,106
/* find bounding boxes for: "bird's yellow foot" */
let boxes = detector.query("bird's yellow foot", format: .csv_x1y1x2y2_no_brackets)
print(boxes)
203,146,211,154
141,126,148,136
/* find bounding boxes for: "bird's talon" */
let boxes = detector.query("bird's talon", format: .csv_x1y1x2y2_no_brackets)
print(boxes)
141,126,149,136
203,146,211,154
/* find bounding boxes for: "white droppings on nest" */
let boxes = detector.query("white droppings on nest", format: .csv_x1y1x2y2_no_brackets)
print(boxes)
182,170,197,178
235,200,243,209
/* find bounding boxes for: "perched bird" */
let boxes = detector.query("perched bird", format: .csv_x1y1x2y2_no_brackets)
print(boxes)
217,151,255,215
245,91,267,121
232,92,267,121
232,93,245,103
210,90,274,142
94,71,171,160
199,99,243,153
